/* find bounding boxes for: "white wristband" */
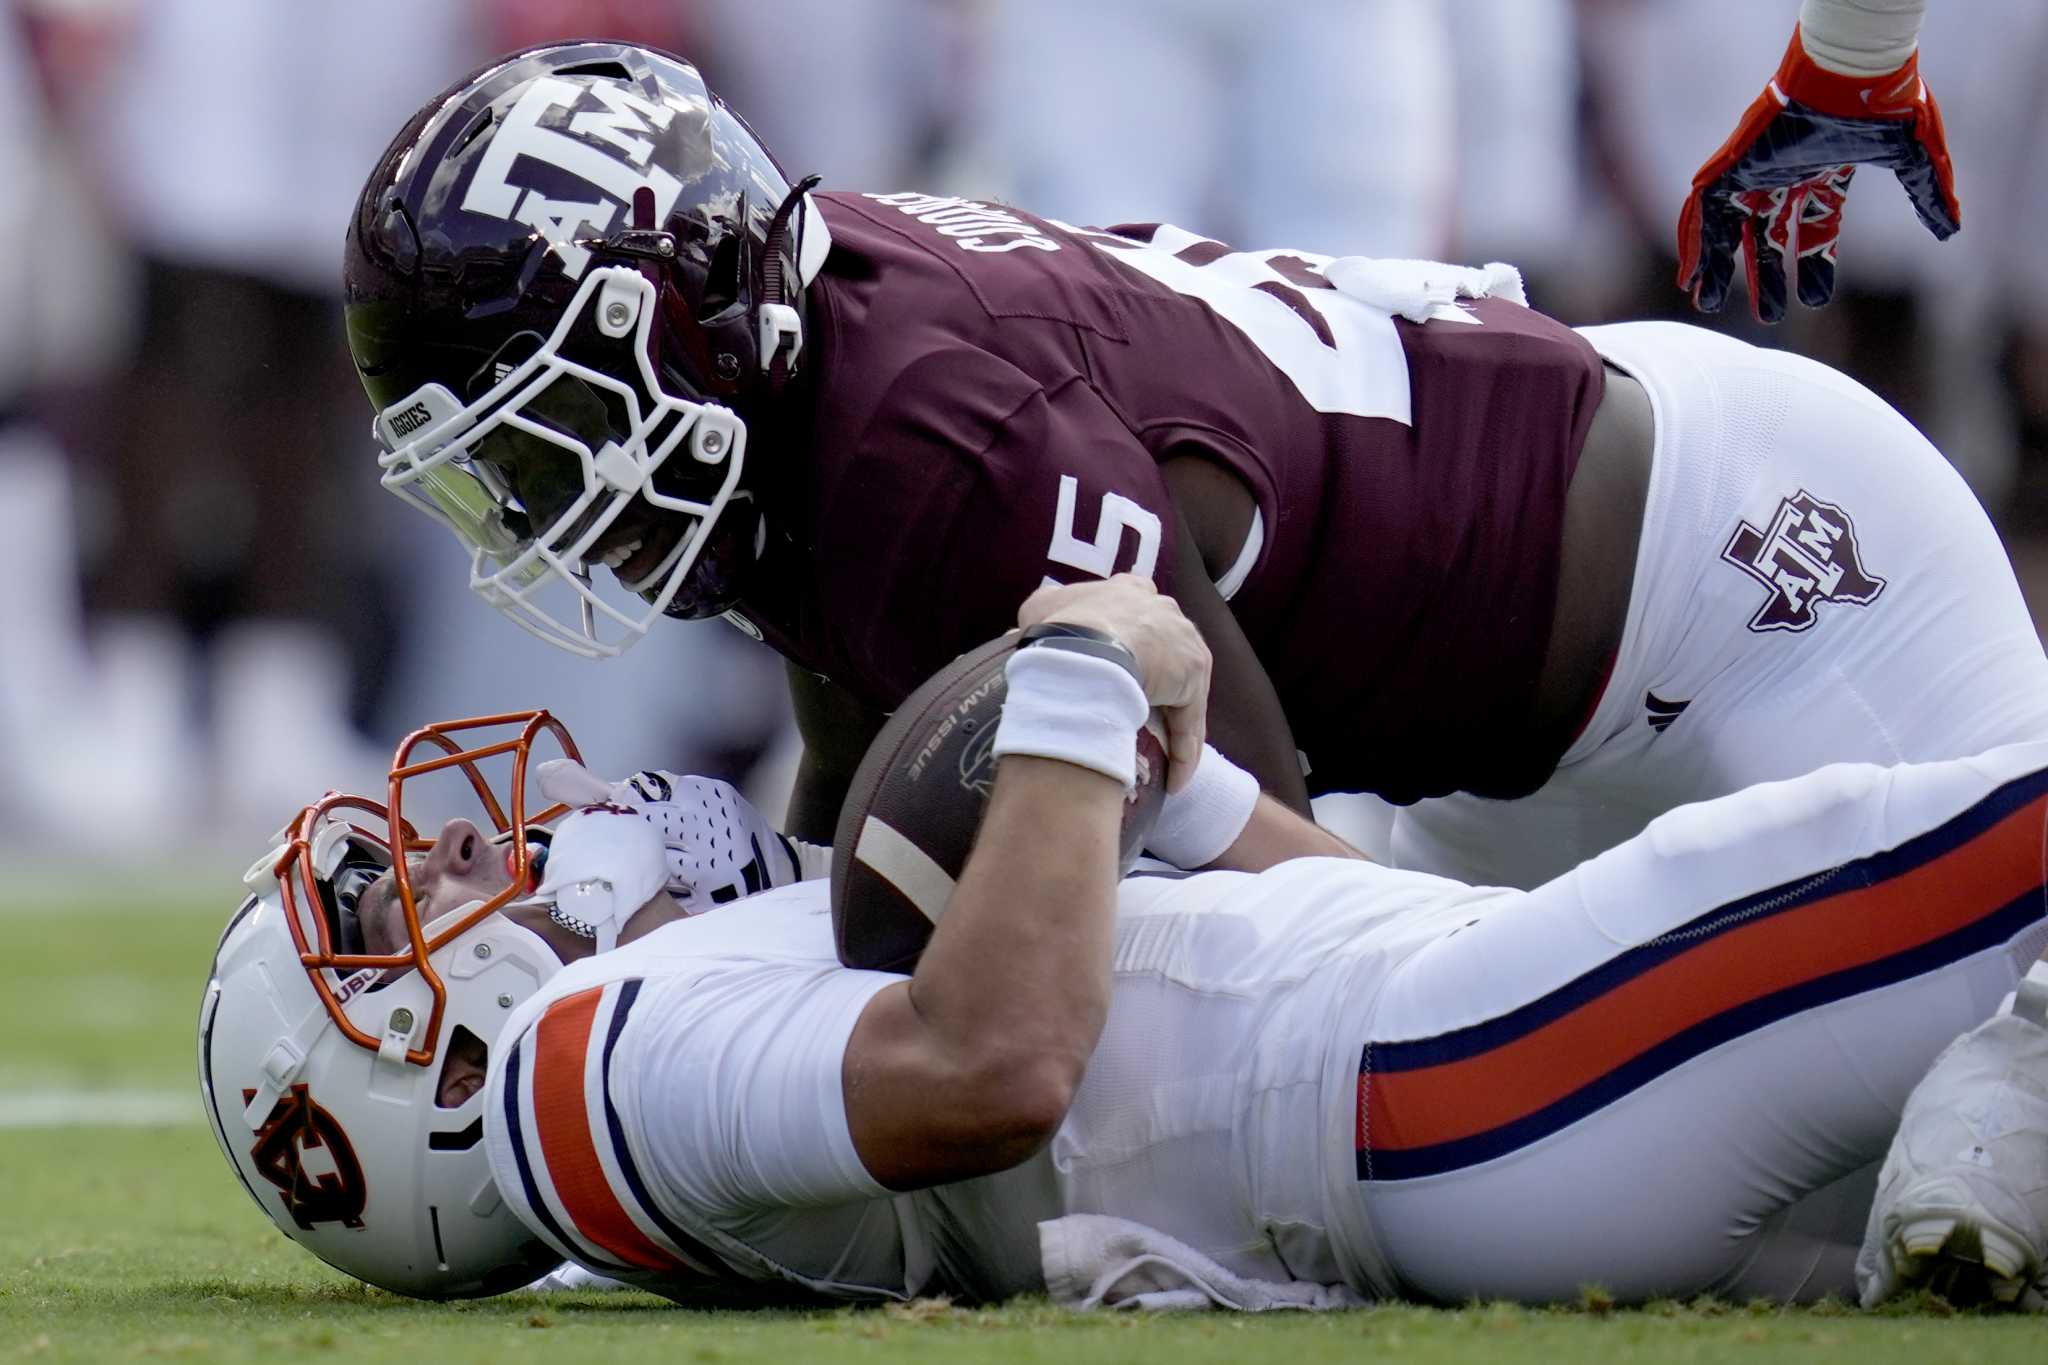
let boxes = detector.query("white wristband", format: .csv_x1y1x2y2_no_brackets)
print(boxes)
992,645,1148,790
1798,0,1926,77
1146,743,1260,869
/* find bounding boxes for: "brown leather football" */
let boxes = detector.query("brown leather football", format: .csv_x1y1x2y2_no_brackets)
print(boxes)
831,635,1167,973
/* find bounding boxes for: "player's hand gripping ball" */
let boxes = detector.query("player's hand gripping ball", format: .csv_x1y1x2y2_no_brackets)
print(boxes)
831,634,1168,973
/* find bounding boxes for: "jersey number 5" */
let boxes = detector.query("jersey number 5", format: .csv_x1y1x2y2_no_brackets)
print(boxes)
1043,474,1161,586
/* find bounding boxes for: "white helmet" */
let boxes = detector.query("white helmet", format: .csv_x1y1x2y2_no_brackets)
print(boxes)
198,712,581,1298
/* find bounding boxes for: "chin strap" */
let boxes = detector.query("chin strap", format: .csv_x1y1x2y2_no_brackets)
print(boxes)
758,174,823,390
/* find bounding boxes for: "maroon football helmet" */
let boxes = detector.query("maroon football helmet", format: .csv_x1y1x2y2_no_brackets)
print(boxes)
344,42,826,654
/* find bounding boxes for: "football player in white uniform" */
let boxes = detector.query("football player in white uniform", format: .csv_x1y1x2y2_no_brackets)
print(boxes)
198,708,825,1297
205,578,2048,1308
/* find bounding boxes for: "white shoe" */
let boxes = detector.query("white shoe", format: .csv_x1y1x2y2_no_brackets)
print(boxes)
1857,982,2048,1308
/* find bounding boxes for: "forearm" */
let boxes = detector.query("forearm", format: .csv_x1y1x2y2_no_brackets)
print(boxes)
842,577,1202,1188
847,755,1123,1186
1204,676,1311,816
784,663,887,842
1166,508,1312,814
782,750,847,844
1147,744,1365,873
1207,793,1368,872
1798,0,1928,76
908,756,1122,1111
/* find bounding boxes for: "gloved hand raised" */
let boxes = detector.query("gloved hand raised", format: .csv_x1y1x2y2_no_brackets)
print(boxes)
1677,22,1957,323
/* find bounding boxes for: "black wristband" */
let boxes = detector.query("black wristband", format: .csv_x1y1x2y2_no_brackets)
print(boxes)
1014,621,1144,690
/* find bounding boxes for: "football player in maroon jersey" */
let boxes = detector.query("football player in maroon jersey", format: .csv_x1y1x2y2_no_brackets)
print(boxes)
348,42,2048,887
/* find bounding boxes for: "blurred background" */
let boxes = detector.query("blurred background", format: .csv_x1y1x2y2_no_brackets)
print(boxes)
0,0,2044,893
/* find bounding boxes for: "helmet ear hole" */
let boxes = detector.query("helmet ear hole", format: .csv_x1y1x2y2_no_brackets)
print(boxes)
433,1026,492,1114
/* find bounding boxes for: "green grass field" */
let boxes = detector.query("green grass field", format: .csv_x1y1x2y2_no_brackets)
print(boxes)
4,891,2044,1363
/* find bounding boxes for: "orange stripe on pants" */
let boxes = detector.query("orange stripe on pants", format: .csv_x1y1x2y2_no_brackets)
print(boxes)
1366,792,2048,1152
532,986,682,1272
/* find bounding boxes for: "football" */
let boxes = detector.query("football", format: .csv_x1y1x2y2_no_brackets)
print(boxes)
831,635,1168,973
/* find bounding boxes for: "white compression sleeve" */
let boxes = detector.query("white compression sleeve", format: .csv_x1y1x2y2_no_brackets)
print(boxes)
1797,0,1929,77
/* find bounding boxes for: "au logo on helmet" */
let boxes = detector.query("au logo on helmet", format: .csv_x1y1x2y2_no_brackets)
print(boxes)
244,1084,369,1232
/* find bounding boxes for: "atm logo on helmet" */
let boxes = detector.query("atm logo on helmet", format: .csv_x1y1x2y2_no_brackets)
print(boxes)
244,1084,369,1231
461,75,691,280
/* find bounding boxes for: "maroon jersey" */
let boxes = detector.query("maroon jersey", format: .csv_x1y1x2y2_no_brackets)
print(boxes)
742,191,1605,804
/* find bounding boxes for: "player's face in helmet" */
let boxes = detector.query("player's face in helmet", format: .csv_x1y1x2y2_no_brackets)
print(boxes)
345,42,824,658
354,816,524,958
351,814,586,1114
201,712,584,1298
332,817,532,1112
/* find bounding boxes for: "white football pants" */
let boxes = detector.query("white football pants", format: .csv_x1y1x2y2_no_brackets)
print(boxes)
1391,321,2048,889
1357,739,2048,1303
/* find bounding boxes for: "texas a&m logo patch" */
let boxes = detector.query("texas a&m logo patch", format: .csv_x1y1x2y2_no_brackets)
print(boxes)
245,1083,368,1232
1721,490,1885,633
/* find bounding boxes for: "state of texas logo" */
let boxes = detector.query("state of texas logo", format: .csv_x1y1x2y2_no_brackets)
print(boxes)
245,1083,368,1231
1721,490,1886,634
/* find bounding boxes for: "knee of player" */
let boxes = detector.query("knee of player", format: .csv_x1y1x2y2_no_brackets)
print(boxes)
1643,762,1891,865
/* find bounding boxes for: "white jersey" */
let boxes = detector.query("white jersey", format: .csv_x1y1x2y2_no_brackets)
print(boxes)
482,740,2048,1307
481,859,1506,1303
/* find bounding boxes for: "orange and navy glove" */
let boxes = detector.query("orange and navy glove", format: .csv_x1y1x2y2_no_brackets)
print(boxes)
1677,24,1959,323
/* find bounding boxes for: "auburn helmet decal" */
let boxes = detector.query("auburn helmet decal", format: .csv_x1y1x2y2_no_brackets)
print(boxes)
245,1084,369,1232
